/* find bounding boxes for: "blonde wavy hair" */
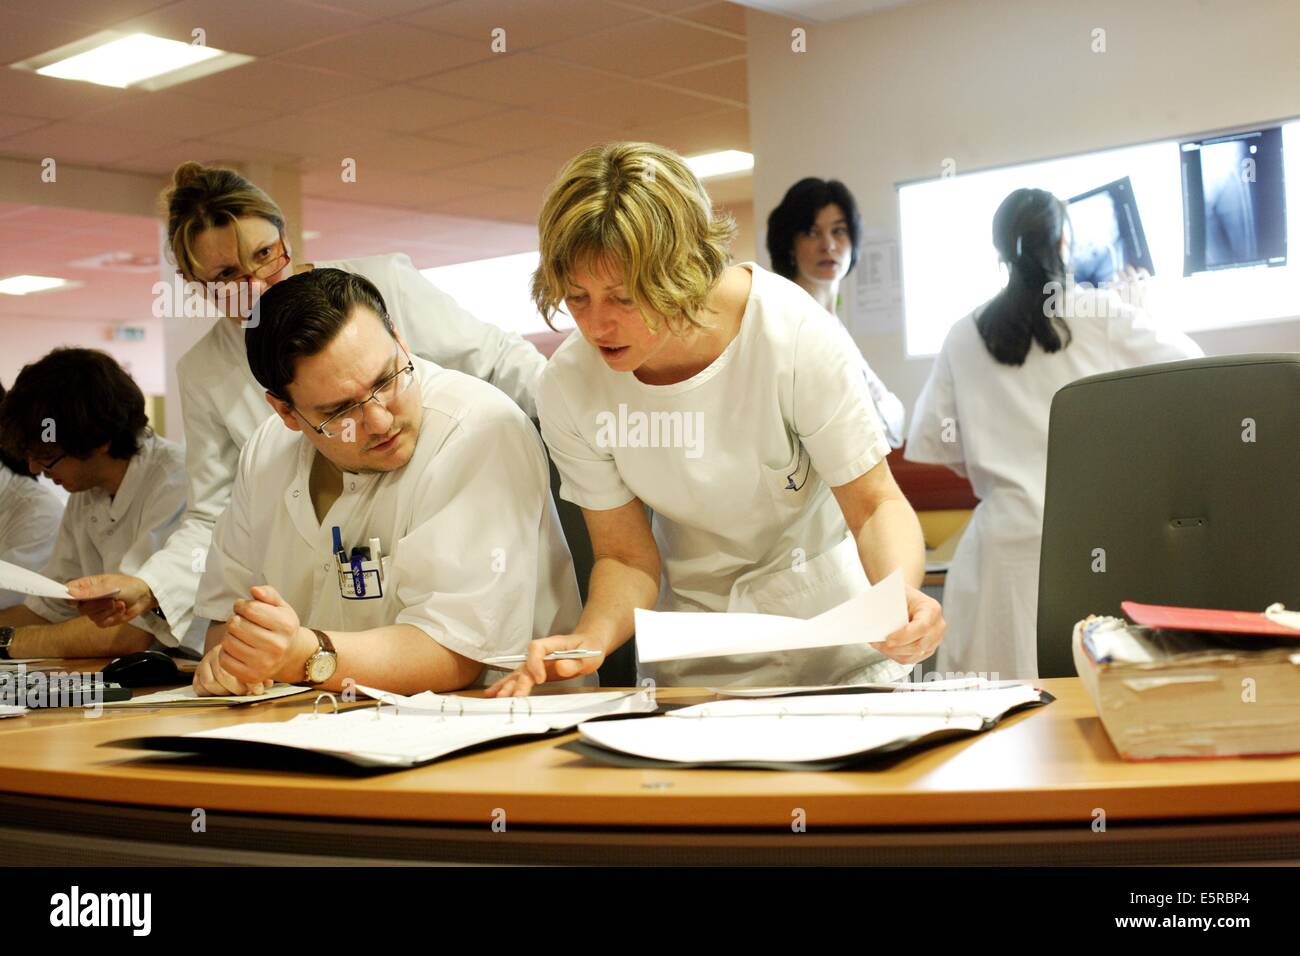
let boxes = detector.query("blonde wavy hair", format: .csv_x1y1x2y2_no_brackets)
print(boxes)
532,142,737,335
161,161,286,281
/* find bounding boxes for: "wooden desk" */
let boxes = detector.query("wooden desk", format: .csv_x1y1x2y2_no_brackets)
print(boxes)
1,667,1297,865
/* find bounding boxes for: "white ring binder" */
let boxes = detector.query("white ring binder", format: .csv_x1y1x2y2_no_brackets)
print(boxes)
312,693,338,718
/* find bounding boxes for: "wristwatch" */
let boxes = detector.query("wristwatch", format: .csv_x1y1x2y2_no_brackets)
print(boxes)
0,626,14,660
303,628,337,684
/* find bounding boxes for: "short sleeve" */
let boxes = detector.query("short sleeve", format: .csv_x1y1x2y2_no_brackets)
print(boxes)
791,315,891,487
905,336,967,473
536,362,636,512
393,405,558,662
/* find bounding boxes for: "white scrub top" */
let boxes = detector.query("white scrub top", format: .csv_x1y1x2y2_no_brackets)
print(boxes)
25,432,188,645
905,288,1204,680
137,253,547,646
540,262,911,688
0,465,64,610
194,357,582,683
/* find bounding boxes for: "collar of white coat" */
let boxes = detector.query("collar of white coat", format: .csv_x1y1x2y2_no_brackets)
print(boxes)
100,430,157,521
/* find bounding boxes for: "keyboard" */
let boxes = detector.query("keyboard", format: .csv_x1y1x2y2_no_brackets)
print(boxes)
0,669,132,708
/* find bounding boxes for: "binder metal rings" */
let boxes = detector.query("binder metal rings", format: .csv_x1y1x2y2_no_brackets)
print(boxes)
312,692,338,718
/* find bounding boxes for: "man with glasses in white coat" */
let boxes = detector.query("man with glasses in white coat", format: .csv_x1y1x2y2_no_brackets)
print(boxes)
189,268,580,697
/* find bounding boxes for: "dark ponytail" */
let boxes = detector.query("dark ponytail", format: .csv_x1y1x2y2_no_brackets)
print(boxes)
975,188,1073,366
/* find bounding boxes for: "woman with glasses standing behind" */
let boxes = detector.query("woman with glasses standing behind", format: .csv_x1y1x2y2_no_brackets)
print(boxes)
72,162,548,645
766,178,906,446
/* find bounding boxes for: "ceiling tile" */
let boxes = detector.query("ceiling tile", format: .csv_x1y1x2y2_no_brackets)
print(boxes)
414,53,723,127
296,0,448,17
0,9,99,64
299,166,496,211
670,1,749,34
436,150,570,190
301,83,505,134
0,114,53,139
170,60,384,113
75,91,280,137
0,118,181,166
0,0,174,29
400,0,647,50
653,56,746,104
627,105,749,155
0,70,132,120
423,108,612,152
278,22,491,83
534,16,746,78
110,0,368,58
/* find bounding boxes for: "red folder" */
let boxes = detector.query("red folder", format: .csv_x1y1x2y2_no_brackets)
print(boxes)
1121,600,1300,638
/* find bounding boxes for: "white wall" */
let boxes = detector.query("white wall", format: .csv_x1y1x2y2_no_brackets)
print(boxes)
747,0,1300,412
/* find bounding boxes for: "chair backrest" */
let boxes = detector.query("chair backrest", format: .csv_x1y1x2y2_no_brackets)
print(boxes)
1037,353,1300,677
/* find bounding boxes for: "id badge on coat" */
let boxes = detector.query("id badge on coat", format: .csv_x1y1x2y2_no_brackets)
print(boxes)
337,553,384,600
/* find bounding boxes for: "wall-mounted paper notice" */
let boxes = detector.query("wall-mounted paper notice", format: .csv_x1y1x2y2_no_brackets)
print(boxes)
0,559,118,601
634,569,909,663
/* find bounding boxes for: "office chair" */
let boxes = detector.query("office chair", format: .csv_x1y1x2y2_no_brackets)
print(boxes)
1037,353,1300,677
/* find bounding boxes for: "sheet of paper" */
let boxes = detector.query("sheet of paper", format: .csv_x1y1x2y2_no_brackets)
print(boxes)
190,710,558,768
0,705,26,719
711,676,1017,697
580,713,985,764
355,685,656,730
634,569,909,664
671,685,1041,721
103,683,309,707
0,558,74,600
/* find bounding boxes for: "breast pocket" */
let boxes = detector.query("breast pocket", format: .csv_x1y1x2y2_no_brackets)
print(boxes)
762,437,813,510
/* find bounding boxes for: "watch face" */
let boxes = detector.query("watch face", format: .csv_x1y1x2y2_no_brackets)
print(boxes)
308,653,337,683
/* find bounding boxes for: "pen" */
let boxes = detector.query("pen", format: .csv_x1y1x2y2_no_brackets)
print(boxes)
482,649,603,669
331,526,345,562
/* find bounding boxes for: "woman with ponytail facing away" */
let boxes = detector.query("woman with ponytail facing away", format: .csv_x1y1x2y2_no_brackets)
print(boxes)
905,188,1202,679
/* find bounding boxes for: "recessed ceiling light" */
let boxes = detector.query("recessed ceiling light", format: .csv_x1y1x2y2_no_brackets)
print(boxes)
11,31,252,91
0,275,71,295
685,150,754,180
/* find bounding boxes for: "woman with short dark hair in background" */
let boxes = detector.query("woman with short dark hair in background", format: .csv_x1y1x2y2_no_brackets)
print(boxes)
767,177,905,445
905,187,1203,680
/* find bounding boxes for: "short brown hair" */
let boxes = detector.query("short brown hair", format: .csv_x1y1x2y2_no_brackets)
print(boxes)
532,142,737,335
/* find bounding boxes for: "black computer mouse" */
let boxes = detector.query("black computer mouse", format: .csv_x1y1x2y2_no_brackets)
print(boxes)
102,650,184,689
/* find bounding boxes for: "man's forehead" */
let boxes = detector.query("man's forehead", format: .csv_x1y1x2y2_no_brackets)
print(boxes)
288,309,394,408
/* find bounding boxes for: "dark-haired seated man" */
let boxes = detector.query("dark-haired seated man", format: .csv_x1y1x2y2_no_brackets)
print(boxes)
190,268,580,697
0,351,192,660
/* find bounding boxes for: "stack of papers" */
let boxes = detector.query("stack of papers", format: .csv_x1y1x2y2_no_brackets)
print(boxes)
577,683,1048,770
1074,610,1300,760
111,686,658,769
103,684,310,708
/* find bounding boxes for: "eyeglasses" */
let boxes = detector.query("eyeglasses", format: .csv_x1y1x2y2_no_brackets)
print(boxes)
293,343,416,440
30,450,66,471
197,233,291,285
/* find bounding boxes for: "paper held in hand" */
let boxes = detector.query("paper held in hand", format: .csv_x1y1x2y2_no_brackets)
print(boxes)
0,558,119,601
634,568,909,663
